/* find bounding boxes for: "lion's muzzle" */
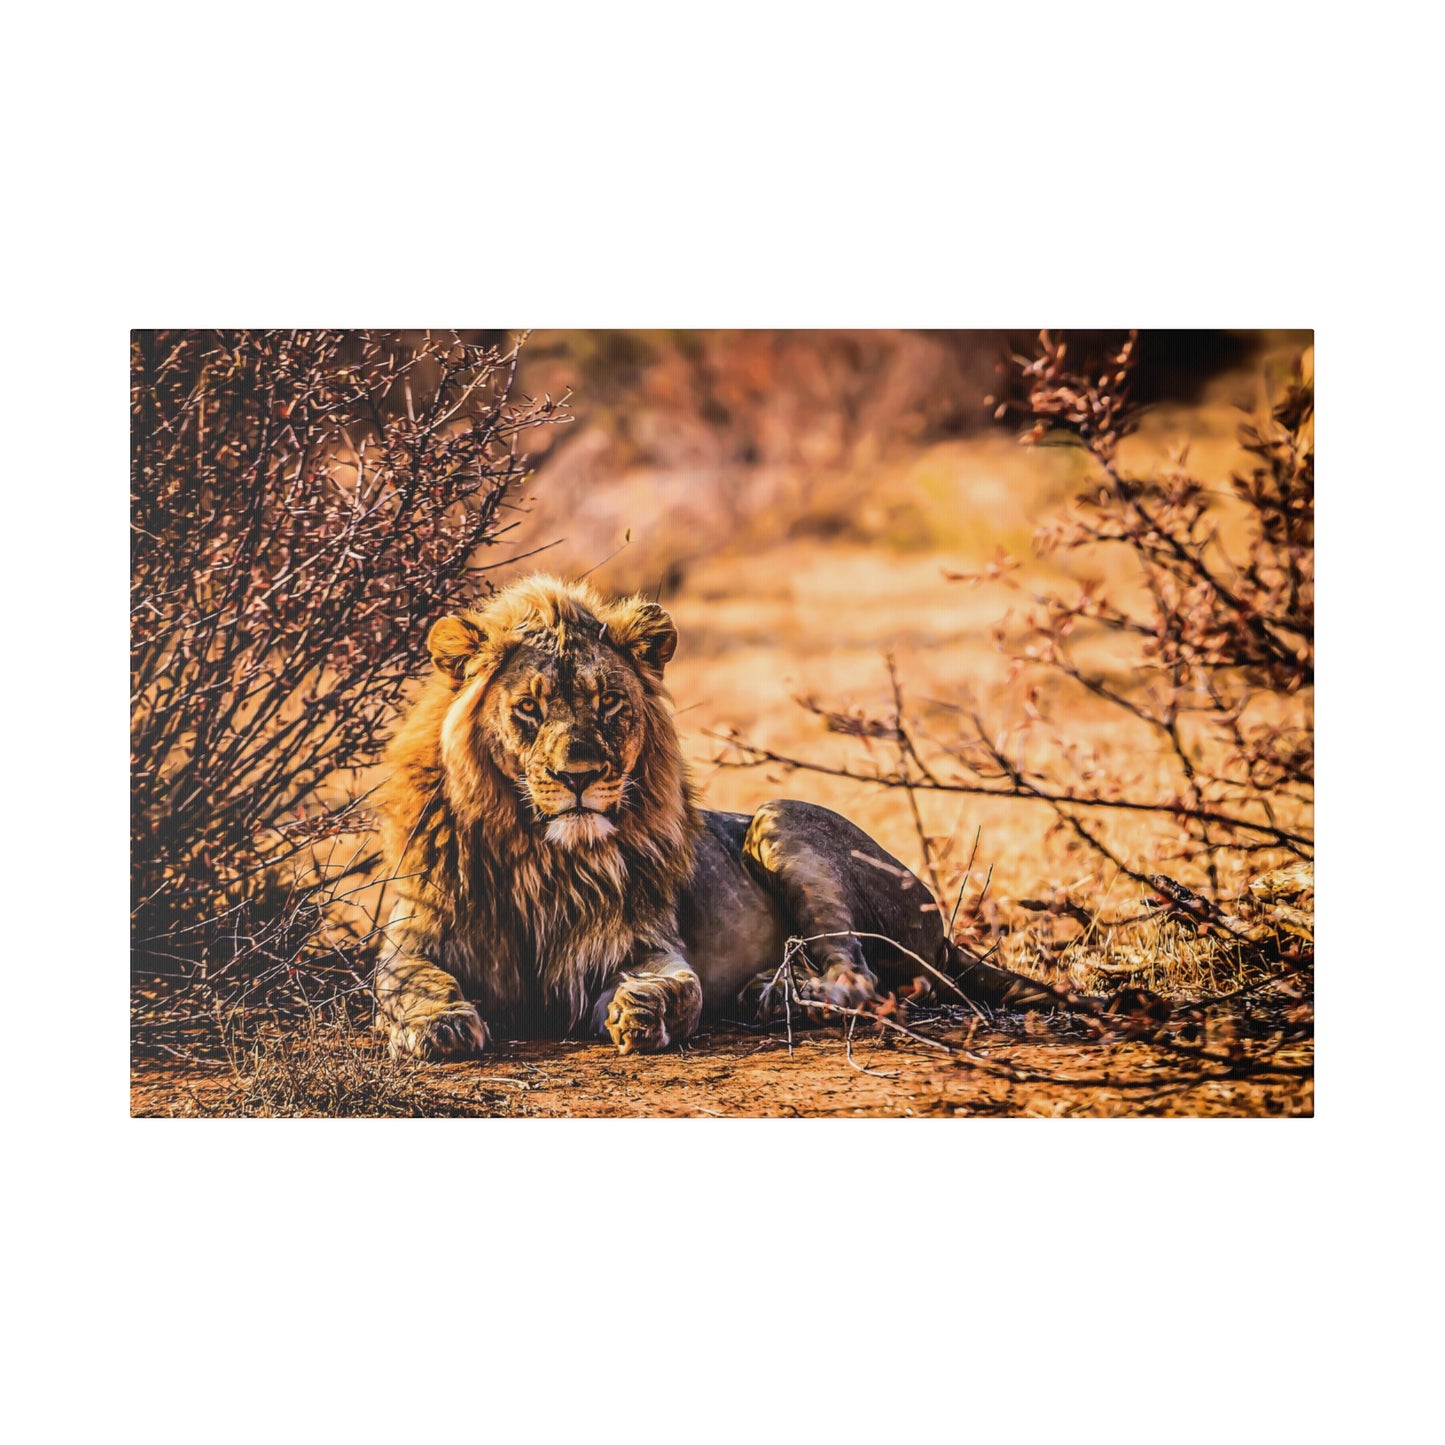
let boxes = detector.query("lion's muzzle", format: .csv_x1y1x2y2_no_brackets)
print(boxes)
552,766,603,800
531,764,627,846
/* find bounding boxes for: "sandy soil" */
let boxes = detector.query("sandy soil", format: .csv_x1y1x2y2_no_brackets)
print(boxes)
131,992,1313,1120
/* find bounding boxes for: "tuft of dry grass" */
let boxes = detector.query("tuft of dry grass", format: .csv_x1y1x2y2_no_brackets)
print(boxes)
161,1011,484,1118
981,860,1314,1002
1062,911,1281,999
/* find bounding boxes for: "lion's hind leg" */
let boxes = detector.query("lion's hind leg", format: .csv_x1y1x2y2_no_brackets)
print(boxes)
741,801,883,1017
744,800,1093,1021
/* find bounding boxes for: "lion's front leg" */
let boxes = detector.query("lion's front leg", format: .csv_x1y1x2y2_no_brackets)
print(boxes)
376,954,490,1061
601,954,702,1056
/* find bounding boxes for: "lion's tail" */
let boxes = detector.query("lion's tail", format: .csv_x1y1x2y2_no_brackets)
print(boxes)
936,938,1092,1014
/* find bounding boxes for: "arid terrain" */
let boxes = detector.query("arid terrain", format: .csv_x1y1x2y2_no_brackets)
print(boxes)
132,983,1312,1118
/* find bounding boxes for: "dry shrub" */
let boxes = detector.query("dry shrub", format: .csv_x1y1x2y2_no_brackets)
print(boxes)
720,331,1314,998
131,330,568,1049
991,331,1313,884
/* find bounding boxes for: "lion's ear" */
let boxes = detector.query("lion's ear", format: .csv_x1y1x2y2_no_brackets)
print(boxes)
427,613,486,684
606,598,678,676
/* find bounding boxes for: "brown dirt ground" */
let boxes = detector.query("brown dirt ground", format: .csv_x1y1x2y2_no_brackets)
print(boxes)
131,997,1313,1119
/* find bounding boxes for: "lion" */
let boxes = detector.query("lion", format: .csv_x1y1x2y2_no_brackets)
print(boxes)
375,574,1060,1058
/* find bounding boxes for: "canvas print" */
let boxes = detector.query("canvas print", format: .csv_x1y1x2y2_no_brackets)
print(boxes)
130,329,1314,1117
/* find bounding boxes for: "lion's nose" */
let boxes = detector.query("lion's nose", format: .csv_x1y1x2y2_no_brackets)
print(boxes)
554,767,603,798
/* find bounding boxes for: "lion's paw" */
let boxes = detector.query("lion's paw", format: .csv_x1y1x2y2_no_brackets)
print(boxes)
389,1001,489,1061
605,980,672,1057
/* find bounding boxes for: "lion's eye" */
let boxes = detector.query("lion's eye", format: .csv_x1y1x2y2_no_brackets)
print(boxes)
514,698,541,720
600,691,625,716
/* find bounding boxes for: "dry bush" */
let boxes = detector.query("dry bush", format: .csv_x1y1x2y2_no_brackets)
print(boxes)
990,331,1313,881
719,331,1314,999
131,330,568,1049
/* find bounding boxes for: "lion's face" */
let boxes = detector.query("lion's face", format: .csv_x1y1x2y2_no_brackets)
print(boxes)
478,637,651,846
426,579,679,850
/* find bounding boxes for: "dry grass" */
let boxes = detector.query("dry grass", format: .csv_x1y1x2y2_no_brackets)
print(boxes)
1064,911,1278,998
146,1010,489,1118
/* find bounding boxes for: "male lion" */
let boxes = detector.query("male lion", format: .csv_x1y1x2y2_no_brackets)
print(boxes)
376,574,1058,1058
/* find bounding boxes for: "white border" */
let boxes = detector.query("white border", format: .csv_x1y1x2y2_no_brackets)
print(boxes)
5,1,1432,1436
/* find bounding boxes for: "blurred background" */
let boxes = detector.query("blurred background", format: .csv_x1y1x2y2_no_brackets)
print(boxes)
503,329,1284,587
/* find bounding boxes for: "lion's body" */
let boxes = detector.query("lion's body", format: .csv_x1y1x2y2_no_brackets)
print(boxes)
680,805,953,1013
375,575,1053,1058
